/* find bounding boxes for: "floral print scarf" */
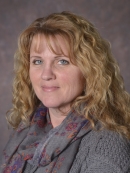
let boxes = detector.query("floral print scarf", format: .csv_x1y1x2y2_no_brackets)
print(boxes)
2,105,92,173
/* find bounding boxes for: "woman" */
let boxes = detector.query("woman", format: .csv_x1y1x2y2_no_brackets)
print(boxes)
1,11,130,173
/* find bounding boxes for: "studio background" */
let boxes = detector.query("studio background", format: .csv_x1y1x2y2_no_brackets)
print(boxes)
0,0,130,160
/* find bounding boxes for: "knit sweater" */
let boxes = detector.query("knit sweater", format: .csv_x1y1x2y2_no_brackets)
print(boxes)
22,128,130,173
70,128,130,173
1,106,130,173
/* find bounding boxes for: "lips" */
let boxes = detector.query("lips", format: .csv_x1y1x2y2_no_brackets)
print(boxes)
41,86,59,92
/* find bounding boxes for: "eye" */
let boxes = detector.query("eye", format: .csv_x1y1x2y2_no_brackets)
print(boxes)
58,59,69,65
32,59,42,65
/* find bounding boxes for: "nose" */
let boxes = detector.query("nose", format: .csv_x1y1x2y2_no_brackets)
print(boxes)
41,65,56,81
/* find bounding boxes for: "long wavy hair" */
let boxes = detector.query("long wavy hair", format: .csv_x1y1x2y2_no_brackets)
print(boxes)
7,11,130,138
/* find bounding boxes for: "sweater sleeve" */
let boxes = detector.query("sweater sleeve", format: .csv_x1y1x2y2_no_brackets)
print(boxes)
83,130,130,173
83,154,129,173
70,129,130,173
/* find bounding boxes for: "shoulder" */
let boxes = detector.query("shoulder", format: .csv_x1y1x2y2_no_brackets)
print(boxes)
71,127,130,173
81,126,130,153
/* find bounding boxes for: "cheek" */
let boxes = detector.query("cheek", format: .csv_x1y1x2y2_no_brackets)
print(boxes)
74,73,85,93
62,71,85,93
29,69,39,87
30,67,39,80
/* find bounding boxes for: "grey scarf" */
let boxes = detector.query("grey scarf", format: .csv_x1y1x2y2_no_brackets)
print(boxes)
2,105,92,173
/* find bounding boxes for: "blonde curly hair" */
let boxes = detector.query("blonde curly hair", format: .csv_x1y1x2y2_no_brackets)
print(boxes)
7,11,130,138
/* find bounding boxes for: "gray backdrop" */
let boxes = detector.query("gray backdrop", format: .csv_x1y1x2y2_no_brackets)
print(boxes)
0,0,130,159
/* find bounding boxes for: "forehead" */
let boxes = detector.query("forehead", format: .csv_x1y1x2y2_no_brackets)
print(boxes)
30,33,70,56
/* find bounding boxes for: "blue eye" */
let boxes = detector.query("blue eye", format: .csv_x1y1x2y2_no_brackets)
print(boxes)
32,60,42,65
58,59,69,65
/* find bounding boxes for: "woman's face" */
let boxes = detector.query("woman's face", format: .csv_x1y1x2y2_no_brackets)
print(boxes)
29,34,85,112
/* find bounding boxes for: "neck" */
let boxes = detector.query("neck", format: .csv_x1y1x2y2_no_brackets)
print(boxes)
49,107,71,128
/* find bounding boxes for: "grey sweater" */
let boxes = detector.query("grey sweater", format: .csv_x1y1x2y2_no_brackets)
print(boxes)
70,129,130,173
23,128,130,173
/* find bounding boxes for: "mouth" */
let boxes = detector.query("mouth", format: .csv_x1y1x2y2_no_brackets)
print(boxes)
41,86,59,92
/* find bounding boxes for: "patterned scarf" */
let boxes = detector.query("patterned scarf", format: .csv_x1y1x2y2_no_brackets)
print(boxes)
2,105,91,173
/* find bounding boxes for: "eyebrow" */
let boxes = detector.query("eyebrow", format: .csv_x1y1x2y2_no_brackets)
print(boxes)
30,55,68,59
30,56,42,59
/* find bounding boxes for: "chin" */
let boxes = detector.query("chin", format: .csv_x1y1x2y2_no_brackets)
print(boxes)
41,100,60,109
